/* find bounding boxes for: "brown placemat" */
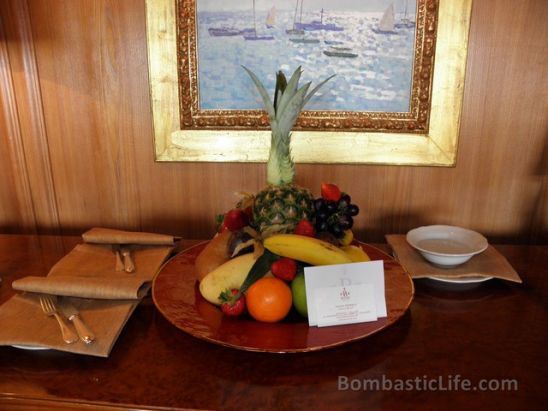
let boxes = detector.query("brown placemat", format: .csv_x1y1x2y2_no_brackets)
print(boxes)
0,229,177,357
0,294,137,357
386,234,522,283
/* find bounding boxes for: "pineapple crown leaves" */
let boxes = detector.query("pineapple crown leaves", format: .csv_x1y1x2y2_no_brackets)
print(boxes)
242,66,334,185
242,66,334,132
273,71,287,113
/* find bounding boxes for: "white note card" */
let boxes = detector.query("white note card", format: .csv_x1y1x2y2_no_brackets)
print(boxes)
315,283,377,327
304,260,387,327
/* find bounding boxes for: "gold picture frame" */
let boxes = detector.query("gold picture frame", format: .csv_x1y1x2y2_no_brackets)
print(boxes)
146,0,472,166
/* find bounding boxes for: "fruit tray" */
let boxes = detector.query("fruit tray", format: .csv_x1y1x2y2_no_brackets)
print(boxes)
152,241,414,353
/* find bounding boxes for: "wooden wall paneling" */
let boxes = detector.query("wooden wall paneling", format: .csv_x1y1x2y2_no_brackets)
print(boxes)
27,0,144,233
0,0,545,243
0,3,37,233
1,0,61,234
454,0,548,242
0,57,33,233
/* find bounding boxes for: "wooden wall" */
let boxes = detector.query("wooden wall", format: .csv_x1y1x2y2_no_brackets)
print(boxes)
0,0,546,244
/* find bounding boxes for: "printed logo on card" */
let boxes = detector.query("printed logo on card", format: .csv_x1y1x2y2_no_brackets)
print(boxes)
339,287,351,300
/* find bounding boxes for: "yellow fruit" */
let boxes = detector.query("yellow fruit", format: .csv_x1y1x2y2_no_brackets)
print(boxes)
263,234,352,265
341,245,371,262
199,253,256,305
340,230,354,246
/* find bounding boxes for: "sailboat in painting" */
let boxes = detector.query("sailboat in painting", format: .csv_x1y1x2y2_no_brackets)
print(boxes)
323,48,358,58
286,0,305,35
372,3,397,34
244,0,274,40
286,0,319,43
265,6,276,28
395,0,415,29
295,7,344,32
208,27,241,37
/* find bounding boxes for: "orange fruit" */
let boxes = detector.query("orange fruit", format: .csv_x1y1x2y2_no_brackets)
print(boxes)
246,277,292,323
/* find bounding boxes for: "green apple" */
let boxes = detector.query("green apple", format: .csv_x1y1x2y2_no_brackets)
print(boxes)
291,272,307,318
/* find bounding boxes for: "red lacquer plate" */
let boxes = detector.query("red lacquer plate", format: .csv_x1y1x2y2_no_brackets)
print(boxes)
152,242,414,353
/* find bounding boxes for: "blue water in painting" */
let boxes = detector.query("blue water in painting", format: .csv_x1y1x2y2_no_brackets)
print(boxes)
196,9,416,112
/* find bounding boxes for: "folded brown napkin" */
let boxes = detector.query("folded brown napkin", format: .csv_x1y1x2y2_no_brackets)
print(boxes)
386,234,522,283
12,243,170,299
82,227,177,245
0,228,177,357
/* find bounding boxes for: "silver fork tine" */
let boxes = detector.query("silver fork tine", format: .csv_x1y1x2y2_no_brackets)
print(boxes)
39,295,78,344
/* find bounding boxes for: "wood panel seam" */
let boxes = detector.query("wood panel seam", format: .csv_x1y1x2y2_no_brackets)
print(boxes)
17,0,61,233
0,13,38,232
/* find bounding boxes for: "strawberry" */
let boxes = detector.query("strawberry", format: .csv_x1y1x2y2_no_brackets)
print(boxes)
223,208,249,231
294,219,315,237
220,289,246,316
271,258,297,282
321,183,342,202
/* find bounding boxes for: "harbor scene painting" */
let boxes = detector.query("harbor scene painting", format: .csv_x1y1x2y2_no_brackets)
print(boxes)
195,0,417,113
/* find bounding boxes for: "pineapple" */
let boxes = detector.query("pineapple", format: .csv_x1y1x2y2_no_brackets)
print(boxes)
243,66,333,233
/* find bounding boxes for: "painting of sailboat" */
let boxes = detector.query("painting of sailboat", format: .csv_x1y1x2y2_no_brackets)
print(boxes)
290,37,320,44
295,7,344,32
244,0,274,40
196,0,418,112
372,3,397,34
208,27,241,36
323,49,358,58
265,6,276,28
286,0,305,35
395,0,415,29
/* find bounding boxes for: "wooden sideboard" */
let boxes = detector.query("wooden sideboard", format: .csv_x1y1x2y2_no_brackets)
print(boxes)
0,235,546,410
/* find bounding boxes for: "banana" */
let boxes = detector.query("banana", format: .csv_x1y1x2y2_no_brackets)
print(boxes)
263,234,352,266
199,253,256,305
341,245,371,262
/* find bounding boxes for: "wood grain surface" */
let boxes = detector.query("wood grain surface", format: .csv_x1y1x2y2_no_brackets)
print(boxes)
0,235,546,411
0,0,546,243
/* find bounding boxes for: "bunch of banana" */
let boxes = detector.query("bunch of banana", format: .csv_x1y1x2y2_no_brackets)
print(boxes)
341,245,371,262
263,234,368,265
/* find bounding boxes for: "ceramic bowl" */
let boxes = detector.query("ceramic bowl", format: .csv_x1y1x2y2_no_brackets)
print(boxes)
406,225,488,267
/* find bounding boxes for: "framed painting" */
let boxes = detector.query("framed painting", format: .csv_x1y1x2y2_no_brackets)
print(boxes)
146,0,472,165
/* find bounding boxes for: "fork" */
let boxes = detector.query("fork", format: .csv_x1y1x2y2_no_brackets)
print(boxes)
39,295,78,344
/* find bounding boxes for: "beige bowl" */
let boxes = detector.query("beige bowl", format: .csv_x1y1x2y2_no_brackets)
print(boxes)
406,225,488,267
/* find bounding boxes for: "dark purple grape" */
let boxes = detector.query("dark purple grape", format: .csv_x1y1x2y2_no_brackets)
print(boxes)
325,201,337,214
313,198,326,212
339,215,353,230
314,192,358,237
338,194,351,209
316,210,328,222
315,220,329,232
347,204,359,216
330,224,343,237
